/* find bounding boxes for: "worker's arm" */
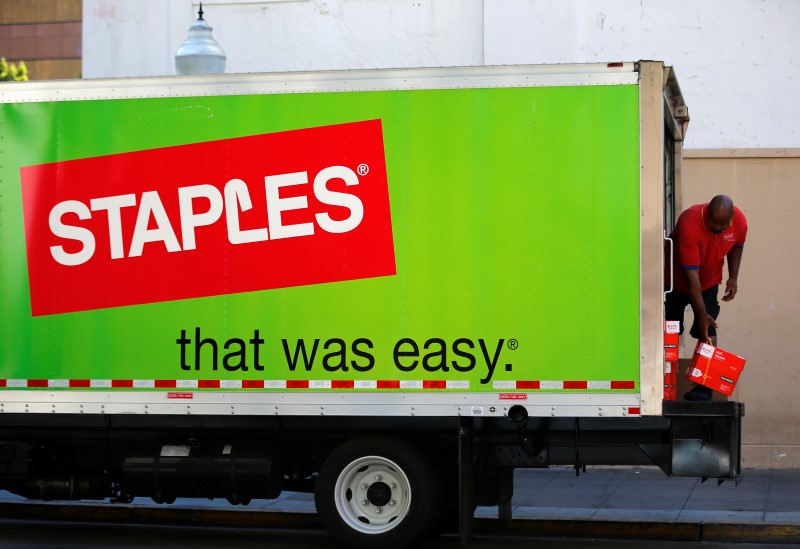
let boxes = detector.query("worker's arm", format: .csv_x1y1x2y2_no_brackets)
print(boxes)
684,269,717,342
723,246,743,302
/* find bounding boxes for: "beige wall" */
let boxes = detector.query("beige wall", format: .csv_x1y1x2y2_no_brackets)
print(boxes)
682,149,800,468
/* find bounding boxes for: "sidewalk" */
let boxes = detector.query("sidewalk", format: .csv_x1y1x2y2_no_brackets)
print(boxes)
476,466,800,524
2,466,800,539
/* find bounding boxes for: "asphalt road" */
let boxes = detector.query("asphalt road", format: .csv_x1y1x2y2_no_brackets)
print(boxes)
2,519,800,549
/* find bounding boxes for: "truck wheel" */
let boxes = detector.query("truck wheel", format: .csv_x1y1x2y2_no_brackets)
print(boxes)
315,437,441,549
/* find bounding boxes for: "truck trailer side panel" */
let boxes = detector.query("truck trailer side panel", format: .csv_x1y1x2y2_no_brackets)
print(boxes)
2,64,642,417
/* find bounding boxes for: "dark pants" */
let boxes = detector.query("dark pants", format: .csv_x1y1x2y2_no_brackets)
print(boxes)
664,285,720,340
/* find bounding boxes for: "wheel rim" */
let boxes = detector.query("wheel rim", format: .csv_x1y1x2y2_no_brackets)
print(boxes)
333,455,412,535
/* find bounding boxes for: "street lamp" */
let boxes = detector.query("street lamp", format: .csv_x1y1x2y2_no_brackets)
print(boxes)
175,3,226,75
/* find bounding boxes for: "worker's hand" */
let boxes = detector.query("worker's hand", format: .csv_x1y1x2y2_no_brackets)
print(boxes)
722,278,738,302
697,314,718,342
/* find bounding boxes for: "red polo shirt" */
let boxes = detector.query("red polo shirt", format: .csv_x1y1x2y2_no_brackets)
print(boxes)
666,203,747,293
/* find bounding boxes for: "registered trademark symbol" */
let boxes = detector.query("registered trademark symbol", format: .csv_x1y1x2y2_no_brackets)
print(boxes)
507,339,519,350
357,163,370,176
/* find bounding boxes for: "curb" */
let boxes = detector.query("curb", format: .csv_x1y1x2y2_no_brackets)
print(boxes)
475,517,800,544
0,501,322,530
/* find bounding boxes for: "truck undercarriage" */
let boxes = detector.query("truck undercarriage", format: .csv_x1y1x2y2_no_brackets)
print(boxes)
0,401,742,546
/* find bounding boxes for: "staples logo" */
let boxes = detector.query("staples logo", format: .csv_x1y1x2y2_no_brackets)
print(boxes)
21,120,395,316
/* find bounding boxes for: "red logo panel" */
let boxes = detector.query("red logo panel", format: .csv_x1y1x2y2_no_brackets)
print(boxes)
21,120,395,316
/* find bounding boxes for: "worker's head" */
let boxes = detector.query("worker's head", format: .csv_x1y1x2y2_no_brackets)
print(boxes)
707,195,734,234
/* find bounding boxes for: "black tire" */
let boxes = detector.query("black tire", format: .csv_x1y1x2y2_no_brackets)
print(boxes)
315,437,442,549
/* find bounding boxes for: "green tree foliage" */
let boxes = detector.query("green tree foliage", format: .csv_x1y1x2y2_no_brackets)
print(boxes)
0,58,28,81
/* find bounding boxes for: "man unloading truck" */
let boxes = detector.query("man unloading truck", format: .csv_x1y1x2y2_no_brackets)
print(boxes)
665,195,748,401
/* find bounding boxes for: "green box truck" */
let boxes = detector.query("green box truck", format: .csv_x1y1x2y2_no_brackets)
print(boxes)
0,61,742,547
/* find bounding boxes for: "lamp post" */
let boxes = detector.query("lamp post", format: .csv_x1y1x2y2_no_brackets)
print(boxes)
175,3,226,75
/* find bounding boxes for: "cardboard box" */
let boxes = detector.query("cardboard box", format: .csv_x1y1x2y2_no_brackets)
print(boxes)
664,320,680,362
686,342,746,397
663,361,677,400
677,358,728,402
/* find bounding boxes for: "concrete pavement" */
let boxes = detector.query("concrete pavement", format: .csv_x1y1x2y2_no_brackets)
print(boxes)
477,466,800,524
2,466,800,543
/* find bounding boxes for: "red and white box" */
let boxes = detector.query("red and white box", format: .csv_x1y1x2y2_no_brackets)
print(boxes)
663,361,677,400
664,320,680,362
686,341,746,396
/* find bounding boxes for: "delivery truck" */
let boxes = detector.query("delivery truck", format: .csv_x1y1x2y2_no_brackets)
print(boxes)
0,61,742,547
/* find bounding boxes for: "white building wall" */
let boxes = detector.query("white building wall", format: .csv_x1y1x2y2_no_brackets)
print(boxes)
83,0,485,76
83,0,799,150
485,0,800,150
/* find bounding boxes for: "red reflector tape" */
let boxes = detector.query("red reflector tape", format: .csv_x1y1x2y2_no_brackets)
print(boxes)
155,380,177,388
198,380,220,389
0,378,641,391
378,380,400,389
332,380,355,389
242,380,265,389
